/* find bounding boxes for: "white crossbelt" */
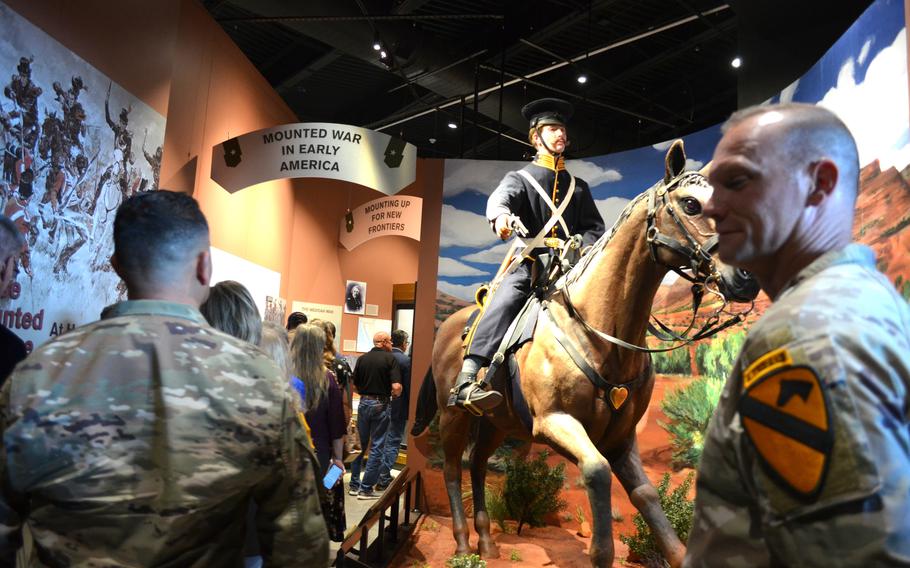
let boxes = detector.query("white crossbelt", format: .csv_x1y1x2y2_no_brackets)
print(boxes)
503,170,576,275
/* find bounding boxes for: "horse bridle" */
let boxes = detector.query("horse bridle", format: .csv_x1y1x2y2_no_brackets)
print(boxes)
645,172,718,284
556,170,751,354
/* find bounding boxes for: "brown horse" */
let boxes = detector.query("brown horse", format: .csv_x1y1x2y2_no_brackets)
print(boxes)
412,140,757,567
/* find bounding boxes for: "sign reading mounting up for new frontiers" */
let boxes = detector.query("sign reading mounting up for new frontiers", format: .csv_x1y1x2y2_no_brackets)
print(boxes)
211,122,417,195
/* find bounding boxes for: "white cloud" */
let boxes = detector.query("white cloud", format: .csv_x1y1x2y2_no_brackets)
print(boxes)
437,257,487,277
779,79,799,104
685,158,704,171
566,159,622,187
595,196,631,229
819,28,910,170
438,280,486,302
857,37,873,65
652,140,673,151
439,204,497,248
443,159,518,196
461,241,513,265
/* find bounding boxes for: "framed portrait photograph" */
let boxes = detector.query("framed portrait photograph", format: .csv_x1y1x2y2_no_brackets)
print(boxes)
344,280,367,315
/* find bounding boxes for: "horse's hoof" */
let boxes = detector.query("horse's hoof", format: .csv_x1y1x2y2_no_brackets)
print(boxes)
589,548,613,568
478,540,500,559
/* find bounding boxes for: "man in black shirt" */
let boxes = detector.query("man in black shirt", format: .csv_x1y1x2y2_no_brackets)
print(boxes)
349,331,401,499
0,214,26,385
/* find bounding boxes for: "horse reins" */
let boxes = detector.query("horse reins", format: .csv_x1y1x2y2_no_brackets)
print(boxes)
553,171,751,354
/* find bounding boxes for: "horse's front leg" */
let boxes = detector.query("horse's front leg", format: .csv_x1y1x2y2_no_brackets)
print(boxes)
535,413,614,568
440,408,473,555
608,435,685,567
469,418,507,559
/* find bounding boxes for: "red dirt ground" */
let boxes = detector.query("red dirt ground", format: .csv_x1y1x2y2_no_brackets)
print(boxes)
394,374,694,567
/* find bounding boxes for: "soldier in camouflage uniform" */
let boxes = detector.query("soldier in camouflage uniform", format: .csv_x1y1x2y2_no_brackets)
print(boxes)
684,103,910,566
0,191,329,566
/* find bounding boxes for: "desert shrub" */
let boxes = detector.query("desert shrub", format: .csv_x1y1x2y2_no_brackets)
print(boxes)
485,485,510,532
651,343,691,375
694,331,745,380
488,436,530,472
496,450,567,535
446,554,486,568
619,473,694,567
659,375,724,468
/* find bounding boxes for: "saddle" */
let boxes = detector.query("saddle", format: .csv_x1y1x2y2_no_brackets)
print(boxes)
460,243,642,432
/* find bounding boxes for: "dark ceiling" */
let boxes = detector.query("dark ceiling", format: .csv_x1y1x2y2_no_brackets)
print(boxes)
202,0,872,161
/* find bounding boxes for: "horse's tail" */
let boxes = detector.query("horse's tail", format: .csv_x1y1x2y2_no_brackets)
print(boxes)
410,367,438,437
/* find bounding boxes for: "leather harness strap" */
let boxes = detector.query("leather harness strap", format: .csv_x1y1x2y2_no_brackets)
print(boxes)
542,300,645,395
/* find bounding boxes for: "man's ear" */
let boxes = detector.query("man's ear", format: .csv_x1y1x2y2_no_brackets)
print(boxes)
196,249,212,286
807,159,838,206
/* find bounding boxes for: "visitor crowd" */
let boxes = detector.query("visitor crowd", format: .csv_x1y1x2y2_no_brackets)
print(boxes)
0,191,412,566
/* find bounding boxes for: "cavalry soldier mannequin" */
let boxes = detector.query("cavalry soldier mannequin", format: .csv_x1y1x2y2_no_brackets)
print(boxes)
448,98,605,413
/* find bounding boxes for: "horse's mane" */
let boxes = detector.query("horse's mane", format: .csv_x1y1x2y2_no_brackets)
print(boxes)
564,170,709,287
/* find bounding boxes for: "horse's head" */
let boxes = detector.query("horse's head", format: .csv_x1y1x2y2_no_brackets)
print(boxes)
646,140,759,303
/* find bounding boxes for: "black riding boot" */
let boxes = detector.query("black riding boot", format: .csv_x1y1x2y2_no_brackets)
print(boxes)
447,370,503,416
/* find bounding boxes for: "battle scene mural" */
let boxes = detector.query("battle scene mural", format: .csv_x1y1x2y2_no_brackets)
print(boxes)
0,1,165,351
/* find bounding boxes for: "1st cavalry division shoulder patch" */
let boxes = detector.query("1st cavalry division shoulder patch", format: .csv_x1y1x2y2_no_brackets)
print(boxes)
739,363,834,500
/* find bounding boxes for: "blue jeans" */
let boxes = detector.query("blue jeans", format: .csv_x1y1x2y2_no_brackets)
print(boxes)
349,398,390,492
379,417,406,486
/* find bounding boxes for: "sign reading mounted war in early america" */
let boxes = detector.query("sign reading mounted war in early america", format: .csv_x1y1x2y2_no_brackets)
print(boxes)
210,122,416,195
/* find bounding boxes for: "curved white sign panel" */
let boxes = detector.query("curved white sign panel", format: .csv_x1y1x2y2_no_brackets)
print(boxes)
339,195,423,251
211,122,417,195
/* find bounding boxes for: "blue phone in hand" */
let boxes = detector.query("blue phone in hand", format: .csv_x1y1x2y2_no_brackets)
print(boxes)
323,463,343,489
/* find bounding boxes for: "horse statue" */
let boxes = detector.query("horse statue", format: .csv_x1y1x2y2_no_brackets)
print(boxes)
411,140,759,567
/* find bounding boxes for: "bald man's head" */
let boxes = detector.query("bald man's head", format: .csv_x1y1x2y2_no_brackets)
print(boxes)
373,331,392,351
707,103,860,298
723,103,860,204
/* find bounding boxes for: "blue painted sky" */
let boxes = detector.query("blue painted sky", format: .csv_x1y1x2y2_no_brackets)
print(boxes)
438,0,907,301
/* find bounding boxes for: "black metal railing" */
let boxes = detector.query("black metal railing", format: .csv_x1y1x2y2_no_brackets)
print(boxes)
334,466,426,567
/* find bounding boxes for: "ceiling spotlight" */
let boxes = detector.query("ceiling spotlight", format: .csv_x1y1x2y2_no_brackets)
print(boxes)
731,56,742,69
447,122,458,129
373,41,381,51
577,74,588,84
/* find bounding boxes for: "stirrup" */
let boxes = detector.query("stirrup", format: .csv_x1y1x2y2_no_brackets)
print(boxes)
447,371,477,408
447,372,503,416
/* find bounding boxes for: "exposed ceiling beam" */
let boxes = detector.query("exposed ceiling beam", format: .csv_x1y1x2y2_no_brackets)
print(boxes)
585,18,735,102
370,5,729,131
518,39,693,124
477,64,675,127
216,14,504,24
276,51,344,93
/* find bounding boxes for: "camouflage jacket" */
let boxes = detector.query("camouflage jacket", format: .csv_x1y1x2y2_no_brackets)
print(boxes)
0,300,329,567
685,244,910,567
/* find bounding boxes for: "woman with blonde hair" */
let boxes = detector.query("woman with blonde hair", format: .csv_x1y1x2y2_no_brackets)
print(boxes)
199,280,262,346
291,324,347,541
259,322,290,378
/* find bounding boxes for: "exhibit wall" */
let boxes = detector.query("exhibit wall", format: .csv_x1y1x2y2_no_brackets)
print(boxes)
0,1,169,351
0,0,444,363
415,0,910,528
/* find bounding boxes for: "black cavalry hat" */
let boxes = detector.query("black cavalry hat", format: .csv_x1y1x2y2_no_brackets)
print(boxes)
521,97,574,129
